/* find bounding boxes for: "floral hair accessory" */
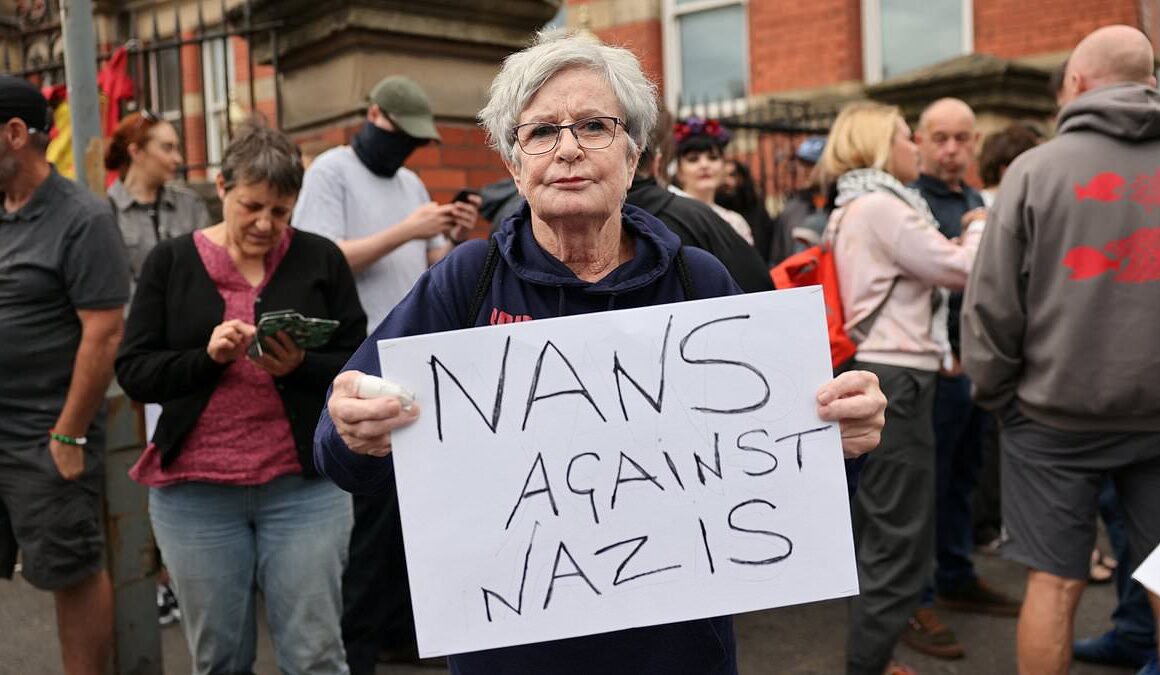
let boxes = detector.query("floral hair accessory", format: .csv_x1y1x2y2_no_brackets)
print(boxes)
673,116,731,147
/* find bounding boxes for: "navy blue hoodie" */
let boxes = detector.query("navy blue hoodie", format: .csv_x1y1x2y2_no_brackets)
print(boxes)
315,204,741,675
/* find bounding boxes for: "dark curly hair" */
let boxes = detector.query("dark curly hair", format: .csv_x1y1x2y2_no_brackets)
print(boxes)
978,125,1040,187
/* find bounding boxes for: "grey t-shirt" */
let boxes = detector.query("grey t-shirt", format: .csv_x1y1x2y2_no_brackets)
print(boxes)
0,169,130,446
292,146,446,328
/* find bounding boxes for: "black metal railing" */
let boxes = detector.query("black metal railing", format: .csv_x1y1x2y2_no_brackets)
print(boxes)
678,95,841,205
2,0,281,179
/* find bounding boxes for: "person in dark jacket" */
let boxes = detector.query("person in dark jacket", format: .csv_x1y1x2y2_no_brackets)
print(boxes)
627,109,773,294
313,30,886,675
115,122,366,675
716,159,793,265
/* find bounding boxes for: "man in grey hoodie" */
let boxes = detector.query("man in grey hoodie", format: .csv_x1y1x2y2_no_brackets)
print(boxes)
961,24,1160,675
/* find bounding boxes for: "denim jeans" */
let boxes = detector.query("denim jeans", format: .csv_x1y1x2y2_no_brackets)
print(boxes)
1099,479,1158,650
921,374,986,604
150,474,353,675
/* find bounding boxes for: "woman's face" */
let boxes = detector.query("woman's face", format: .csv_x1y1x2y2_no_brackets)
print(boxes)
676,148,725,198
217,179,296,261
887,117,920,184
507,67,638,228
131,121,183,185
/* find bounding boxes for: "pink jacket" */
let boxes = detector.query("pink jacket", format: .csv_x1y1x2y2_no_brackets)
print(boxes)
826,191,982,372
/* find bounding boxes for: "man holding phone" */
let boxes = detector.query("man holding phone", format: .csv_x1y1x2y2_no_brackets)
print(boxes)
294,75,480,330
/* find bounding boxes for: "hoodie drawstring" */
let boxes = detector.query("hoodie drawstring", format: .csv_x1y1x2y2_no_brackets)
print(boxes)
557,286,565,318
607,294,617,311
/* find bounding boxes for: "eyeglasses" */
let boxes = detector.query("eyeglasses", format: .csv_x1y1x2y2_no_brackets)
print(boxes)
511,116,625,156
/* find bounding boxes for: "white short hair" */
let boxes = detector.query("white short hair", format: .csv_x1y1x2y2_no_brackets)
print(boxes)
478,29,658,166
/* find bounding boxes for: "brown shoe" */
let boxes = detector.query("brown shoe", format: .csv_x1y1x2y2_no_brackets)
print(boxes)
935,577,1022,617
899,607,965,659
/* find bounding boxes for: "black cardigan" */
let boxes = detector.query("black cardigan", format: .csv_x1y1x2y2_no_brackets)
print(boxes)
115,230,367,476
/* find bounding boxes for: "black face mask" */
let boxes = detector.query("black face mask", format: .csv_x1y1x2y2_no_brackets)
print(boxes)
351,122,425,177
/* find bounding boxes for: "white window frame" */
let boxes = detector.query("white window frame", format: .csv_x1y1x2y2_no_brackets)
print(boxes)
662,0,749,114
202,36,237,177
861,0,974,84
148,47,183,123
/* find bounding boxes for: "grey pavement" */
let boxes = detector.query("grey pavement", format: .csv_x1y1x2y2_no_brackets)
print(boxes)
0,552,1138,674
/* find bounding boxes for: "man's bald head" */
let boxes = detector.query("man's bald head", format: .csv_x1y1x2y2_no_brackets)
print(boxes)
1060,25,1157,107
914,98,978,187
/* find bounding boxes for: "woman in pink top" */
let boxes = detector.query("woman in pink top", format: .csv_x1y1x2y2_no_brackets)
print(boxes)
819,102,982,675
115,122,366,675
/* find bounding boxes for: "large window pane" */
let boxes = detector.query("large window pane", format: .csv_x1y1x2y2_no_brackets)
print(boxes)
881,0,963,79
678,5,747,104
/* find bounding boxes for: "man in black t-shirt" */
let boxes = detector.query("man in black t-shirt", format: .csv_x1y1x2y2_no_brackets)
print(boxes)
0,76,129,675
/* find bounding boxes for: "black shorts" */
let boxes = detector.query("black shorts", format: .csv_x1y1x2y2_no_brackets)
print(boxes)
999,408,1160,580
0,437,106,590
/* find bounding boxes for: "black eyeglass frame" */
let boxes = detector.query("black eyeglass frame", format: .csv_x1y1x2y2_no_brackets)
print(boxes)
511,116,627,156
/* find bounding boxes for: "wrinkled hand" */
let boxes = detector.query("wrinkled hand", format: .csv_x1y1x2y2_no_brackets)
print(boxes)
403,201,460,240
448,195,482,243
961,207,987,229
249,330,306,377
49,438,85,480
207,319,256,364
328,370,420,457
816,370,887,459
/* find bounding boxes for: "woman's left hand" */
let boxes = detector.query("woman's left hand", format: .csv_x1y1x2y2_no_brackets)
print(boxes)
816,370,887,459
249,330,306,377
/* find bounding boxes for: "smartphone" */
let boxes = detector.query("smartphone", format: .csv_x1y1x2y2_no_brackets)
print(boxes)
453,189,480,204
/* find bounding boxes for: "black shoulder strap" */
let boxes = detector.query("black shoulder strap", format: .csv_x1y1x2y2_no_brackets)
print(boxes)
465,236,501,329
674,247,696,300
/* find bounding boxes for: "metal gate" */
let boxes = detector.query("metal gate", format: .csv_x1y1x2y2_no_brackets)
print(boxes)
2,0,282,179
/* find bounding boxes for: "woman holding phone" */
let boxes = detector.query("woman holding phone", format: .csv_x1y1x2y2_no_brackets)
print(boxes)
115,121,366,674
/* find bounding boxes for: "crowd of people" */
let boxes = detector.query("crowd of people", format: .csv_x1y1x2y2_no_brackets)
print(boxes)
0,20,1157,675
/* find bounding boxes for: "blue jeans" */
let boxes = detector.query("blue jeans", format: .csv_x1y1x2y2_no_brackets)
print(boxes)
922,374,986,604
150,475,353,675
1100,479,1158,650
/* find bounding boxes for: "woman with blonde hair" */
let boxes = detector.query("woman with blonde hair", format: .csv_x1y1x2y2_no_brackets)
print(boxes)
822,101,984,675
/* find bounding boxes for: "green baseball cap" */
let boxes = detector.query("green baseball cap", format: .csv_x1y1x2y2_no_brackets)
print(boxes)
368,75,441,142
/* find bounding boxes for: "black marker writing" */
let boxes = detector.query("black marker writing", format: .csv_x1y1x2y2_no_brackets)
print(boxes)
774,425,834,471
694,432,723,486
699,517,716,575
429,336,511,442
523,340,607,431
612,315,673,421
505,453,559,530
727,499,793,566
481,521,539,622
737,429,777,477
594,536,682,586
610,452,665,510
566,452,601,526
543,541,601,610
662,450,685,490
679,315,771,414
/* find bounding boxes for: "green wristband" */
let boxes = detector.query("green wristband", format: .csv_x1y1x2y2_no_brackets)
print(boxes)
49,431,88,447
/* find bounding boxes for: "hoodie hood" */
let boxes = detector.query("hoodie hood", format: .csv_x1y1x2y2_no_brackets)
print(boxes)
1058,83,1160,142
491,201,685,295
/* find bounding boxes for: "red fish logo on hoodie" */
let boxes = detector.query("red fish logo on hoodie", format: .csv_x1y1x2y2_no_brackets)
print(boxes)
1063,227,1160,282
1074,172,1127,202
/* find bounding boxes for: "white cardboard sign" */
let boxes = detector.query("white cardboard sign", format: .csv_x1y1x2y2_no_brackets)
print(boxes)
1133,543,1160,595
378,287,858,657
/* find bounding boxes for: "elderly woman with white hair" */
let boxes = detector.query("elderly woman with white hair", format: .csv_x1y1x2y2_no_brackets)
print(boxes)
314,30,887,675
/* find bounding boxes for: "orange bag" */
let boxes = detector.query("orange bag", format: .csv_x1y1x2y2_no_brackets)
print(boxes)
771,244,857,369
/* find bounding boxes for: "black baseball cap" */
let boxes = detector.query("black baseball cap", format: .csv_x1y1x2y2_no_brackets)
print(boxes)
0,75,51,132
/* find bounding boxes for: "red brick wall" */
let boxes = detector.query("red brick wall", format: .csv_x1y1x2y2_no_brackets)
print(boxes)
592,19,666,93
973,0,1140,57
750,0,863,93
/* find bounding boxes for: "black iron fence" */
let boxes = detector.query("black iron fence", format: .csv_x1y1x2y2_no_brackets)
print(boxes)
679,96,841,207
1,0,281,178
